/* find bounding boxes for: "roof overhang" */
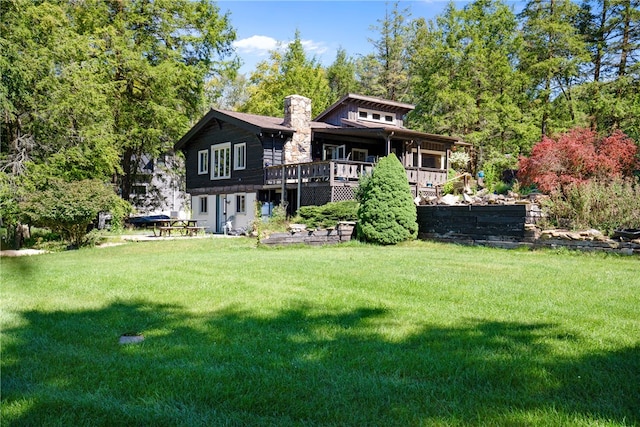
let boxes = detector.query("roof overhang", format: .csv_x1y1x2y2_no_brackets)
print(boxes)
312,125,465,146
174,109,294,151
314,93,415,122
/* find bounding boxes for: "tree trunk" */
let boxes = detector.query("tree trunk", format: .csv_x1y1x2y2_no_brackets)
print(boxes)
618,0,631,77
120,147,134,202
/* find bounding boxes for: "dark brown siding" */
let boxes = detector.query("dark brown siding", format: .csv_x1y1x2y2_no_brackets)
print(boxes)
262,134,285,166
184,121,264,191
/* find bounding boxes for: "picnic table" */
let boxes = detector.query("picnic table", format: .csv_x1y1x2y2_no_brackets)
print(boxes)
153,219,205,237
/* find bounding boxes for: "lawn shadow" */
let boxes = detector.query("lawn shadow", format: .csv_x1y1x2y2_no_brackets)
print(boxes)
2,301,638,425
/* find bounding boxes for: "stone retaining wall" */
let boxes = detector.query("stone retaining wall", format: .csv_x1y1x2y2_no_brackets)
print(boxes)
260,222,355,246
418,204,640,255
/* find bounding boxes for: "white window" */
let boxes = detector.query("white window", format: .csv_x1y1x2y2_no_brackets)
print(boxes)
236,194,246,214
351,148,368,162
211,143,231,179
198,149,209,175
234,143,246,170
199,196,208,214
323,144,346,160
357,108,396,125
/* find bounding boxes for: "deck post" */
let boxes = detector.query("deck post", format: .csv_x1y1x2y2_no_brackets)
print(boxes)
297,164,301,210
281,165,286,203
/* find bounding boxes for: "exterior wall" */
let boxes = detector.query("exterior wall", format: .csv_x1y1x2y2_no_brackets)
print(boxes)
319,100,407,128
227,192,256,231
191,192,257,233
191,194,216,233
130,154,188,218
184,120,264,192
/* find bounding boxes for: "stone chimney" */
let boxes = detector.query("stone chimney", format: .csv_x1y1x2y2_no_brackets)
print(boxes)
283,94,312,164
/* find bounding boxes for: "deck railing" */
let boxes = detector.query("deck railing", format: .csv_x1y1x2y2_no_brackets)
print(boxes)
264,161,447,187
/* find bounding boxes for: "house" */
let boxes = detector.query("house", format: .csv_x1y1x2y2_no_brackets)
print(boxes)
127,153,188,218
174,94,467,233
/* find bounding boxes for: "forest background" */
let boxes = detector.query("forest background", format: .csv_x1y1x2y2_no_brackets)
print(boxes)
1,0,638,236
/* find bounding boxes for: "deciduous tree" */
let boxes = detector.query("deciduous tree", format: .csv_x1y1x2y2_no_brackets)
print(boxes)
517,127,638,193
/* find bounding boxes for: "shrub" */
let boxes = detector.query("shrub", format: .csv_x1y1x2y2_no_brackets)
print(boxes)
518,128,638,194
540,177,640,235
20,179,130,247
356,154,418,245
296,200,358,229
449,150,470,171
480,154,518,193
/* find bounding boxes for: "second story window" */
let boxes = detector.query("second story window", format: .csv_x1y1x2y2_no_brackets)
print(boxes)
198,149,209,175
357,108,396,125
211,142,231,179
234,143,246,170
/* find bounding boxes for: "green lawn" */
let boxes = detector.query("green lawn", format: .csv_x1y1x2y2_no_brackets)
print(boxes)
2,238,639,426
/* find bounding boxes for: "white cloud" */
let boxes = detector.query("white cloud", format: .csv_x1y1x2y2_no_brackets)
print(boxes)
233,35,279,55
234,35,328,56
301,39,328,55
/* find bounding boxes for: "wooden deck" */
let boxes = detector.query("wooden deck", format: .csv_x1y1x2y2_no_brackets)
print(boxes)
264,161,447,189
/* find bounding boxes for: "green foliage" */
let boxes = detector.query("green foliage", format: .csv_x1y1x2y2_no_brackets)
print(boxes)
20,179,131,247
541,177,640,235
296,201,359,229
357,154,417,244
480,154,518,193
241,31,331,117
364,2,412,101
449,150,470,171
442,168,458,195
326,48,359,100
409,0,537,156
1,0,238,199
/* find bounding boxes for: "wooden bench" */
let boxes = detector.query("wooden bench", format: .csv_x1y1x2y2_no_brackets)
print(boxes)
158,226,183,237
185,226,205,236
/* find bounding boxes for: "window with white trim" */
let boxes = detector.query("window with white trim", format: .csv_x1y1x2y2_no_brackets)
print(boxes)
211,143,231,179
357,108,396,125
199,196,208,214
323,144,346,160
198,149,209,175
351,148,368,162
234,143,246,170
236,194,246,214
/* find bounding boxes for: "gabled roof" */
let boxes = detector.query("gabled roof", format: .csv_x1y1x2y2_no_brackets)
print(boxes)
314,93,415,122
175,95,467,151
175,108,340,151
175,109,293,151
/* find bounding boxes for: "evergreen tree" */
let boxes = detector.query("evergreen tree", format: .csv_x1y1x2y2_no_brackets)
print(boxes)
326,48,359,100
409,0,537,165
362,1,412,101
519,0,590,137
357,154,418,245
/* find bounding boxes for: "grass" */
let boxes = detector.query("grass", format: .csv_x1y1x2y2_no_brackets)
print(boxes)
2,238,639,426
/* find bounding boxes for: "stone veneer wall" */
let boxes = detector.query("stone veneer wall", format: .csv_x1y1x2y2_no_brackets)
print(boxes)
283,95,312,164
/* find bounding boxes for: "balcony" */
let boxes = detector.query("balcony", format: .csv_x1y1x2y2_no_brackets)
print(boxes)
264,160,447,189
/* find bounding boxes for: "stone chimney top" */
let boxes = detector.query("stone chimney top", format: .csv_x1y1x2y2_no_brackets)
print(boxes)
283,95,312,163
283,94,311,128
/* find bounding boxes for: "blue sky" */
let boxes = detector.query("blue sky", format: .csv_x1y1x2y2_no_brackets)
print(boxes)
216,0,481,74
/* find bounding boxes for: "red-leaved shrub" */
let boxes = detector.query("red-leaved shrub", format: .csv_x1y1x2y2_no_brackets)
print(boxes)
518,128,638,193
